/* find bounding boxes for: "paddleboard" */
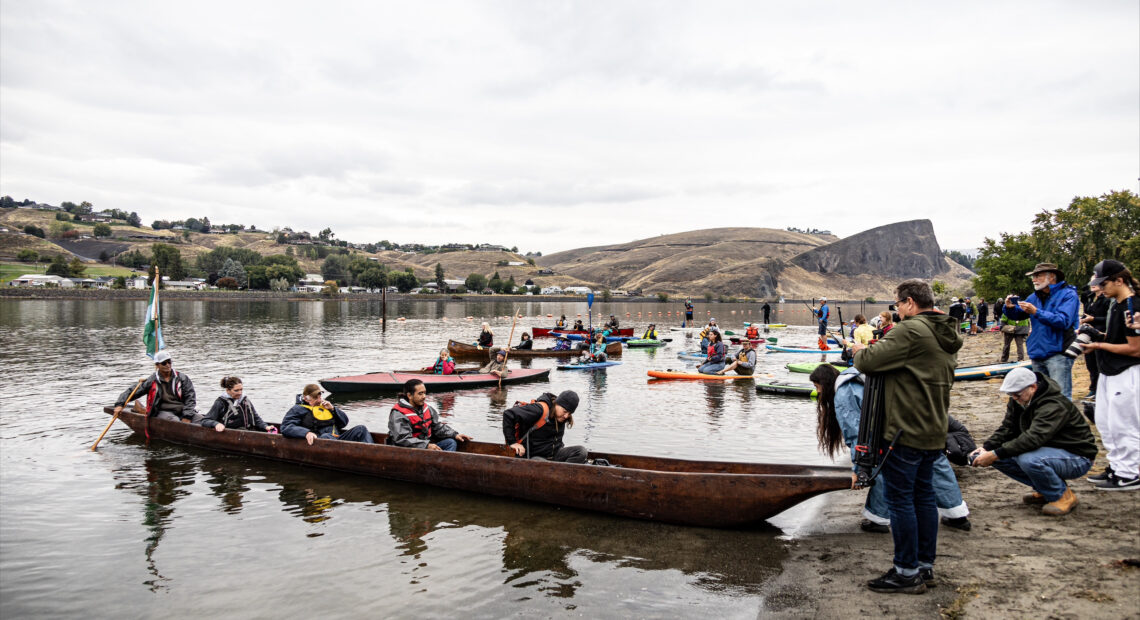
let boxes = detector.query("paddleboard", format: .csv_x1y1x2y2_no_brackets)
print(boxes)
766,344,844,354
647,370,756,381
626,339,668,348
558,361,622,370
954,361,1031,381
786,361,849,374
755,381,817,397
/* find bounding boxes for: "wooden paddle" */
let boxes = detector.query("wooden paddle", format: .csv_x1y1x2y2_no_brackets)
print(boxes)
91,377,144,451
499,307,521,387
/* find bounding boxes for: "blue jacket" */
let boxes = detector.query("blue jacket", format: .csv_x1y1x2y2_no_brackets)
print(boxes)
1004,282,1079,360
833,368,865,468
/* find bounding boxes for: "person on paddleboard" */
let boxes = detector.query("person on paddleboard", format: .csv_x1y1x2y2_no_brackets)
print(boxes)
717,340,756,376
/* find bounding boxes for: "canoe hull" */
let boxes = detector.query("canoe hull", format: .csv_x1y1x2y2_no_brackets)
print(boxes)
448,339,622,360
557,361,622,370
533,327,634,338
320,368,551,393
103,408,852,528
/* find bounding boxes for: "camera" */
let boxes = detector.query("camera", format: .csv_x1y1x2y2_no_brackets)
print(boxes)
1008,295,1019,306
1078,323,1104,340
1063,332,1092,358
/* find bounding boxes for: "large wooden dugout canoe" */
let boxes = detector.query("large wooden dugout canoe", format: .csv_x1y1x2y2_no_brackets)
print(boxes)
101,407,853,528
532,326,634,338
447,339,622,360
320,367,551,394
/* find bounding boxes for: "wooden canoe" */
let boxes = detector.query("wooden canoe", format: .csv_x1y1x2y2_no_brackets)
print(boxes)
320,367,551,393
532,326,634,338
448,339,622,360
101,407,853,528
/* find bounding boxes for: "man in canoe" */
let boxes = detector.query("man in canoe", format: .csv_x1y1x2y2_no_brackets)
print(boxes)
717,339,756,376
281,384,374,445
605,314,620,331
502,390,587,463
555,315,567,329
572,318,585,331
388,379,472,451
113,351,202,424
968,368,1096,513
479,349,510,378
851,279,962,594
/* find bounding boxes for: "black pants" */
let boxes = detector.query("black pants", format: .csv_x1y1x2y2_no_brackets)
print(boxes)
1085,352,1100,394
532,445,588,464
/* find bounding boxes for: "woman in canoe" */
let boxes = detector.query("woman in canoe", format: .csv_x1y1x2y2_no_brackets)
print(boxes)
808,364,971,533
516,332,534,350
281,384,374,445
477,322,494,348
430,349,455,375
555,315,567,329
201,376,275,433
698,330,727,374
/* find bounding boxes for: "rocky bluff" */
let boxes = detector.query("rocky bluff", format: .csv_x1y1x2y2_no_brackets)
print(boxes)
790,219,948,278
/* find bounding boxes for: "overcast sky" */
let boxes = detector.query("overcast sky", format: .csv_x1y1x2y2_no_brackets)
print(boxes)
2,1,1136,254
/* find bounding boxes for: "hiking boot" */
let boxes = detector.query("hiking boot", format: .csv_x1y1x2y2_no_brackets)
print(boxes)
1088,467,1114,482
860,519,889,533
941,516,972,531
867,568,927,594
1042,488,1079,515
1022,491,1048,505
1093,475,1140,491
919,567,937,588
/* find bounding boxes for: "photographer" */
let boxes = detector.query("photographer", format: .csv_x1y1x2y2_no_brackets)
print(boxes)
998,295,1030,363
1079,260,1140,491
1080,284,1110,398
1003,263,1080,398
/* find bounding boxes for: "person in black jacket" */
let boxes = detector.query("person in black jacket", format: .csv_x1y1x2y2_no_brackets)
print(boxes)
201,376,274,433
502,391,586,463
281,384,373,445
113,350,201,423
1080,284,1110,397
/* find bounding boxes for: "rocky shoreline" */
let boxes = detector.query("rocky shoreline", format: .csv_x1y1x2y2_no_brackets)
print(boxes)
763,333,1140,618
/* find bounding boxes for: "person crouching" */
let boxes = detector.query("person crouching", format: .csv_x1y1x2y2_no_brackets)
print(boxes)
503,391,587,463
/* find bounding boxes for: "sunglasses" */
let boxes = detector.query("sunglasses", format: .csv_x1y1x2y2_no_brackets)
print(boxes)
156,360,172,366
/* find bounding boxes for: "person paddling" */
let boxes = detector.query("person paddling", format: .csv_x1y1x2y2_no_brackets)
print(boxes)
112,351,202,424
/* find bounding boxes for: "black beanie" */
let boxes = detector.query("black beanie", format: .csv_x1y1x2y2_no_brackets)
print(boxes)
554,390,579,413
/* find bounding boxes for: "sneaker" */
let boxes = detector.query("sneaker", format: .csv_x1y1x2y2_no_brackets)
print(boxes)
940,516,972,531
860,519,890,533
1042,488,1079,515
919,567,937,588
1022,491,1048,505
867,568,927,594
1093,476,1140,491
1087,467,1114,482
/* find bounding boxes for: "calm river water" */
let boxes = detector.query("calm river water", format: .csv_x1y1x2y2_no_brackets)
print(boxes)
0,298,877,619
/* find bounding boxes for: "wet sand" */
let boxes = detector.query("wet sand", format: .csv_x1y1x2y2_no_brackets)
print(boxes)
764,332,1140,619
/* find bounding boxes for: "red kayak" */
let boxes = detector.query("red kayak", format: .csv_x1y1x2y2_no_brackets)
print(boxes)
533,326,634,338
320,367,551,394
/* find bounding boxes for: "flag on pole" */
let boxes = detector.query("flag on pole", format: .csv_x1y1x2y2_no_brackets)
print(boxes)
143,268,165,359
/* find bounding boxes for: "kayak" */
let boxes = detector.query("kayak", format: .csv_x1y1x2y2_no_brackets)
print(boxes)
766,344,844,355
448,339,622,359
786,361,849,374
677,351,706,361
756,381,817,397
555,332,633,343
626,338,669,348
533,326,634,337
320,367,551,393
100,407,853,528
955,361,1031,381
647,369,756,381
558,361,622,370
744,323,787,328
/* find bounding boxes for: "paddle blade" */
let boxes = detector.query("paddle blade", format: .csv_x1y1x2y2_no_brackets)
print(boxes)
587,292,595,308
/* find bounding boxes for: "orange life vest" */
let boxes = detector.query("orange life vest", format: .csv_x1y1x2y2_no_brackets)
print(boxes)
512,399,550,443
393,402,435,439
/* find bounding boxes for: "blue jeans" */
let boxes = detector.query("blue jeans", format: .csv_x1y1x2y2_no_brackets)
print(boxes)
1032,353,1074,399
865,453,967,522
435,438,458,452
882,445,941,574
990,446,1091,502
698,361,725,374
324,425,374,444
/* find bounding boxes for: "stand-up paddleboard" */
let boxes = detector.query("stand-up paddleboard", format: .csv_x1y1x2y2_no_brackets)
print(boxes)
766,344,844,354
954,361,1031,381
648,369,756,381
786,361,849,374
558,361,622,370
755,381,817,397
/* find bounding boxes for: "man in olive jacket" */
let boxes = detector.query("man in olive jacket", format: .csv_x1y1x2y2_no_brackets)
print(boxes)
852,279,962,595
969,368,1095,515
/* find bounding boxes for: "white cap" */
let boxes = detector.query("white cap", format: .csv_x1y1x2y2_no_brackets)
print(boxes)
153,351,171,363
999,368,1036,394
819,297,827,301
951,297,959,302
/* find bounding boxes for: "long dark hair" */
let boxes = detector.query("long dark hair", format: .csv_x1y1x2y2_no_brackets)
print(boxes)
809,365,844,458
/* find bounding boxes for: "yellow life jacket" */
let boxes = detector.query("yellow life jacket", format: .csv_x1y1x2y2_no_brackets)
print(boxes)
301,404,334,421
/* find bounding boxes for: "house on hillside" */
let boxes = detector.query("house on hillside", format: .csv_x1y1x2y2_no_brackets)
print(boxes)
476,244,506,252
127,276,151,289
67,278,98,289
8,274,69,287
540,286,563,295
441,279,465,292
564,286,592,295
164,280,202,291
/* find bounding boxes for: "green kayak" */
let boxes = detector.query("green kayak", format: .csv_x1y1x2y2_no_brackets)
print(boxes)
786,361,849,374
755,381,817,397
626,338,668,348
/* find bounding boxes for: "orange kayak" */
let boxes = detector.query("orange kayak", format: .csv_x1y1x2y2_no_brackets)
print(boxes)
647,370,756,381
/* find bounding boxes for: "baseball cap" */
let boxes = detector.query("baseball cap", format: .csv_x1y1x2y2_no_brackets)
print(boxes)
153,351,171,364
1088,259,1126,287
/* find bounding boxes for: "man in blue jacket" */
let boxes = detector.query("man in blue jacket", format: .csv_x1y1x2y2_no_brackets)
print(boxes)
1003,263,1080,398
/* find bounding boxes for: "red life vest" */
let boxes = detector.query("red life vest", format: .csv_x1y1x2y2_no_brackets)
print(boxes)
745,325,759,339
512,400,550,443
392,402,435,439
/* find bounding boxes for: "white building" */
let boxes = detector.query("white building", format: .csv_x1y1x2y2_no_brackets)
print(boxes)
8,274,69,287
564,286,592,295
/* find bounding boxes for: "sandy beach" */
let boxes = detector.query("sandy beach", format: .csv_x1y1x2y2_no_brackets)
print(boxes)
762,332,1140,618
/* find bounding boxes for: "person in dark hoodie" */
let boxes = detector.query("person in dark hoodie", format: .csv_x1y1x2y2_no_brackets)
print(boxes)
851,279,962,595
281,383,373,445
502,391,586,463
969,367,1096,512
113,350,201,423
387,379,470,451
200,375,274,433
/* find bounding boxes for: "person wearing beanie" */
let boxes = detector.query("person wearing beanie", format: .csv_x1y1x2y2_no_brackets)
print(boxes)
968,368,1097,514
502,390,587,463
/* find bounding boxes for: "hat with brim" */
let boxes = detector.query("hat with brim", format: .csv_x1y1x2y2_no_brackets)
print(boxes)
1088,259,1126,287
999,368,1037,394
153,351,171,363
1025,263,1064,281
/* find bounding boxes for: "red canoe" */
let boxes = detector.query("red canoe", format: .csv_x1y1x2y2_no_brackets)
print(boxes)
320,367,551,394
533,326,634,338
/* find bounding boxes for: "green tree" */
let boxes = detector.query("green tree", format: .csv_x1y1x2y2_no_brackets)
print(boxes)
219,258,248,288
49,220,74,238
931,281,947,296
127,212,141,227
150,243,186,281
112,276,127,289
321,254,352,285
319,227,335,242
196,247,263,275
68,257,86,277
17,249,37,262
972,232,1038,300
464,273,487,291
601,289,612,302
359,266,388,290
93,222,112,237
23,225,45,238
246,265,269,290
435,263,445,288
657,292,669,302
944,250,975,271
391,271,419,293
56,212,71,221
1028,190,1140,282
269,277,290,292
45,255,71,276
322,280,340,296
